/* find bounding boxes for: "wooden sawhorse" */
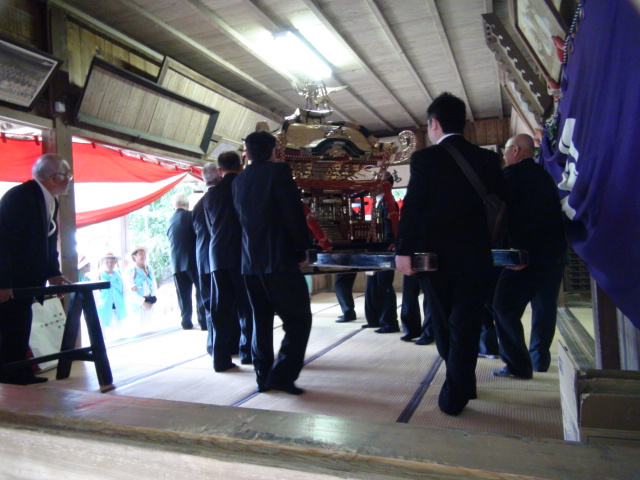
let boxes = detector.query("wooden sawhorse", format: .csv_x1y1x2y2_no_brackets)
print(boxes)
3,281,114,392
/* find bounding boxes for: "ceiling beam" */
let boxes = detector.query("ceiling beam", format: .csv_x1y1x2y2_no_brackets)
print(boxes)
113,0,299,112
239,0,358,124
299,0,421,129
484,0,504,118
365,0,433,106
424,0,475,122
182,0,300,86
245,0,397,129
177,0,358,124
50,0,164,63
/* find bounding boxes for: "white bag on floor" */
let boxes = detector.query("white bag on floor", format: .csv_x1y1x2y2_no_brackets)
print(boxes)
29,297,66,371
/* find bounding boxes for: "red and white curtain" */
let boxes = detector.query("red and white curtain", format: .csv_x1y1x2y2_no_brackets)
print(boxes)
0,135,202,227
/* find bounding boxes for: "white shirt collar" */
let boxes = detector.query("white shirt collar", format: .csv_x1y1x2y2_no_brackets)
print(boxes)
35,179,56,219
436,133,461,145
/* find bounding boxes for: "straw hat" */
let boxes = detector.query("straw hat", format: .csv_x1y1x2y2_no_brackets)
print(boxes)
101,252,119,261
128,245,148,258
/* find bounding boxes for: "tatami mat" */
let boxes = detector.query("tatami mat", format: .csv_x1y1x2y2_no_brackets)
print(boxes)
411,382,563,438
36,290,570,441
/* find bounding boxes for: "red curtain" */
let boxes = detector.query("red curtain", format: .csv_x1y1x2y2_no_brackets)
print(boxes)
0,136,202,226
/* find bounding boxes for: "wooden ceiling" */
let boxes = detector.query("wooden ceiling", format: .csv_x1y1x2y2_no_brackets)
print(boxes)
58,0,517,137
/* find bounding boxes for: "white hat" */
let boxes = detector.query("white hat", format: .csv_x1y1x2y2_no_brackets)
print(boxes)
77,255,90,269
128,245,148,258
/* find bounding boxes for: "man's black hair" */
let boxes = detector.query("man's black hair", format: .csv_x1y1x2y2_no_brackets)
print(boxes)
426,92,466,134
218,150,242,171
244,130,276,163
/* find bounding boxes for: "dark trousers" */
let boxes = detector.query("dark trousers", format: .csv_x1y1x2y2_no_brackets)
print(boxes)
0,298,35,384
244,272,312,389
199,272,213,355
174,269,206,330
365,270,398,329
478,267,501,356
334,272,356,318
419,271,490,413
493,262,565,375
400,274,432,338
211,269,253,370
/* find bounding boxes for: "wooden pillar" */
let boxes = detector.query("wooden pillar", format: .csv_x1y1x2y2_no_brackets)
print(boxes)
42,124,77,283
591,279,621,370
43,5,78,283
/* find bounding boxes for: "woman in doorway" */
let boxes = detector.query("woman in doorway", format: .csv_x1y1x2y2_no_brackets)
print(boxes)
95,252,127,339
124,246,157,335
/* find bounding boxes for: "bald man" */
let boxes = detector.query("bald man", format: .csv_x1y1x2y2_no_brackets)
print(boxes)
492,134,568,379
0,154,72,385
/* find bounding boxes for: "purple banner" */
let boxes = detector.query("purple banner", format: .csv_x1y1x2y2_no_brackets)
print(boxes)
540,0,640,328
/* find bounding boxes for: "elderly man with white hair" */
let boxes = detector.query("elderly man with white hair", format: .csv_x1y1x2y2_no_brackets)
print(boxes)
167,193,205,330
0,153,72,385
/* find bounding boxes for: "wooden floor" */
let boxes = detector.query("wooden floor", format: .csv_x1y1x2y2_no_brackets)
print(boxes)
35,291,566,440
4,294,639,479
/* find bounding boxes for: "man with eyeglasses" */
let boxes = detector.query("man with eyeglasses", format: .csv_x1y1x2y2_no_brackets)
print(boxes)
0,153,72,385
492,134,568,379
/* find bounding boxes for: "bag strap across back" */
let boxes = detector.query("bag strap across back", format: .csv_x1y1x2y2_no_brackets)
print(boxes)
441,142,489,200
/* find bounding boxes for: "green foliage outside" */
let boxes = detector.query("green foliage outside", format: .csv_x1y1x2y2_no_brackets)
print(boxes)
128,185,193,286
392,188,406,201
127,184,403,287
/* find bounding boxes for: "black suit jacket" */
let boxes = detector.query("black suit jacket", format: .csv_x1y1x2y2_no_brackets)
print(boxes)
0,180,61,288
232,161,311,274
167,208,197,274
203,173,243,271
503,158,567,265
191,195,211,275
376,197,398,243
396,135,507,275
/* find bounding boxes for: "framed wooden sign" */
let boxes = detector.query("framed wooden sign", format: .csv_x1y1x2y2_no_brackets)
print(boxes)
76,58,219,156
0,37,61,109
511,0,568,82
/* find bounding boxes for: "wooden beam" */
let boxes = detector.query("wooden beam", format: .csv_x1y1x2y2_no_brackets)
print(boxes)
50,0,164,63
244,0,390,128
182,0,299,86
0,107,53,131
424,0,475,122
111,0,299,112
364,0,432,105
68,127,205,166
483,0,504,118
1,386,638,479
298,0,420,128
46,5,78,285
184,0,352,123
159,58,283,125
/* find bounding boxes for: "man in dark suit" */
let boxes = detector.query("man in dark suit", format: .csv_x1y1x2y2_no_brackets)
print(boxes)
233,130,312,395
192,163,220,354
396,92,507,415
167,194,205,330
365,173,400,333
204,151,253,372
0,154,72,385
492,134,568,379
400,274,434,344
333,273,357,323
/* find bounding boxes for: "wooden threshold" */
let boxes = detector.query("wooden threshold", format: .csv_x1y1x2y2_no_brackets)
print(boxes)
0,385,638,480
